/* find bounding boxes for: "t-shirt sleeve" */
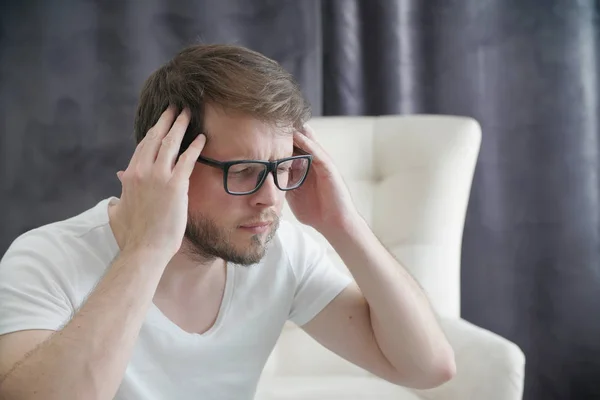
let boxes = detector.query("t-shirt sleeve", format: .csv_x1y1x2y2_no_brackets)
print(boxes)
0,232,74,336
284,223,353,326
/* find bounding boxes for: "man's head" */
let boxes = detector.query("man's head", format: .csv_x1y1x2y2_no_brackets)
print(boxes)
133,44,311,265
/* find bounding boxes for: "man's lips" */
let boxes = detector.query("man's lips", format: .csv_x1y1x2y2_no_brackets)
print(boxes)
238,220,273,234
239,221,272,228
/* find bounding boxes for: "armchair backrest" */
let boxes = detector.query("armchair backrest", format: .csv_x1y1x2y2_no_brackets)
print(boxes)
281,115,481,319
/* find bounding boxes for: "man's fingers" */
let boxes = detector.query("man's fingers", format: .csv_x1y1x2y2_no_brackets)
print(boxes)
293,130,321,155
132,105,178,168
155,109,191,171
152,105,179,137
294,129,330,166
172,133,206,181
301,123,318,141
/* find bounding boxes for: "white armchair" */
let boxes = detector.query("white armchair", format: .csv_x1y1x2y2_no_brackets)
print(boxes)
255,115,525,400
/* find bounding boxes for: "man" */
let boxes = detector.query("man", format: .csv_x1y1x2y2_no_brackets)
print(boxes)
0,44,455,400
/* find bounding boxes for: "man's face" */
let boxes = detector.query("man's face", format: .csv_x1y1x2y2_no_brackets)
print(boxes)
184,104,293,265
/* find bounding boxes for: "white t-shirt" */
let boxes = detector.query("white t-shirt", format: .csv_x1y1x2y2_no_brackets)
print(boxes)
0,197,352,400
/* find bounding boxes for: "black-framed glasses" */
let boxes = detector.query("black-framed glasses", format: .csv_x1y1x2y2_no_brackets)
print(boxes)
196,149,313,195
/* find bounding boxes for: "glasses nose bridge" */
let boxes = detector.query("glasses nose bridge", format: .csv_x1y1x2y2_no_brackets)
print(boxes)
248,161,278,197
265,160,279,174
261,160,280,188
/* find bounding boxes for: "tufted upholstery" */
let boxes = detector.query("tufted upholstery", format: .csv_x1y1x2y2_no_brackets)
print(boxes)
255,115,525,400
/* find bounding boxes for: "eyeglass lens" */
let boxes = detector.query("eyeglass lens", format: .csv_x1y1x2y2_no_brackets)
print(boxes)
226,158,309,194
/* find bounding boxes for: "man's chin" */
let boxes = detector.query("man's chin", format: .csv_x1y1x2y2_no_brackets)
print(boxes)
183,214,278,266
223,248,267,266
225,239,271,265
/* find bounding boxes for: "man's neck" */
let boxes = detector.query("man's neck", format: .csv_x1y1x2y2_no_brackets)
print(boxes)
107,198,225,298
158,246,226,296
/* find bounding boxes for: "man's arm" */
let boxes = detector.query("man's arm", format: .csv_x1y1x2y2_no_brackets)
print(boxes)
302,214,456,390
0,106,205,400
288,125,455,390
0,249,168,400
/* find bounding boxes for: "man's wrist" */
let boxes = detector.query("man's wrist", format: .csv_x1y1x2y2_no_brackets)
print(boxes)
119,245,173,272
318,209,366,243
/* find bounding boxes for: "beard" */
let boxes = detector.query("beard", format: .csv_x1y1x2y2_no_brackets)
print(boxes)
183,211,280,266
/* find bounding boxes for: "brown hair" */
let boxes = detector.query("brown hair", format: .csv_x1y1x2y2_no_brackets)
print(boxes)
133,44,311,150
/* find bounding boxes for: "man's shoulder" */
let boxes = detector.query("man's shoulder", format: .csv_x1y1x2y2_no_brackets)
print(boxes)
272,220,328,273
0,198,115,273
275,219,320,240
274,219,319,253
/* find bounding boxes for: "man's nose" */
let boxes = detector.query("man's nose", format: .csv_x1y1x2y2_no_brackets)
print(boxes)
251,171,279,207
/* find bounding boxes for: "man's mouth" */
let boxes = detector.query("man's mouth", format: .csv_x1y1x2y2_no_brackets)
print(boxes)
239,221,273,234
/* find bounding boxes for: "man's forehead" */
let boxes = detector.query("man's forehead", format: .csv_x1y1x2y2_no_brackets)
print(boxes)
203,124,294,139
203,128,293,160
203,104,295,133
204,120,294,139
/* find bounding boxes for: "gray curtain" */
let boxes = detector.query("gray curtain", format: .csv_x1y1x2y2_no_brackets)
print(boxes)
1,1,598,399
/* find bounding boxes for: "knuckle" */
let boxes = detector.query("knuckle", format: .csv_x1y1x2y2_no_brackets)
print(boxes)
146,128,159,140
120,172,134,185
135,141,146,153
129,167,145,182
161,135,176,147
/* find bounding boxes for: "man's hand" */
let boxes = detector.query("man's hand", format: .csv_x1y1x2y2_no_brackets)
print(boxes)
289,123,455,389
114,106,206,258
0,106,208,400
286,124,357,234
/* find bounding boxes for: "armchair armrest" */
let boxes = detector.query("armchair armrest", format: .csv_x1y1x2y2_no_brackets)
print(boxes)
414,318,525,400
